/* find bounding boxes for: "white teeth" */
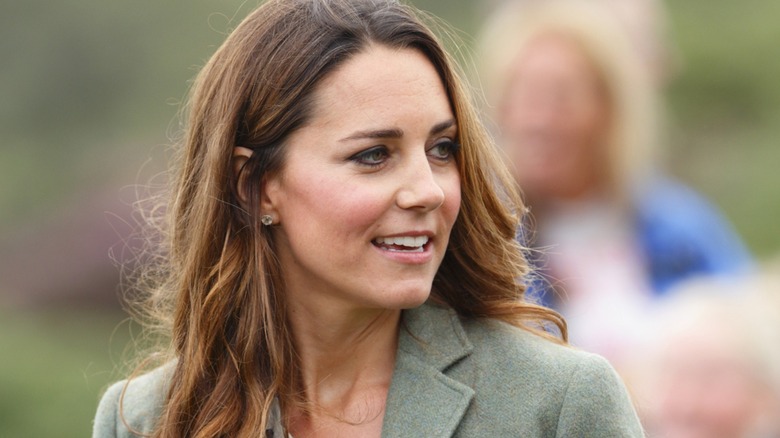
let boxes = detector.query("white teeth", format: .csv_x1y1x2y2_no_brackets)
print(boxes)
374,235,429,249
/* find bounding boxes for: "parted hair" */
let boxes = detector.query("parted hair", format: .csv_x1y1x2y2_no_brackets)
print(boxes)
128,0,565,436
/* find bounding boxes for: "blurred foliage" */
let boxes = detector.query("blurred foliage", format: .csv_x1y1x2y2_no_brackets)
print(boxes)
0,0,258,227
0,0,778,436
664,0,780,257
0,308,133,437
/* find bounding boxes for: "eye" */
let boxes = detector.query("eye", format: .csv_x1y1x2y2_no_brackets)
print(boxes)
427,140,461,162
349,146,389,167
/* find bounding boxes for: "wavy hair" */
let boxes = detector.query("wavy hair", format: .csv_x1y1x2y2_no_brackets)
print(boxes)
128,0,565,436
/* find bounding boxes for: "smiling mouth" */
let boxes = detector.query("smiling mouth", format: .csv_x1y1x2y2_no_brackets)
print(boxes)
372,236,430,253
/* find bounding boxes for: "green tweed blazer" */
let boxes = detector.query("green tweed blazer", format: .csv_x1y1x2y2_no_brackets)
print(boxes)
93,303,644,437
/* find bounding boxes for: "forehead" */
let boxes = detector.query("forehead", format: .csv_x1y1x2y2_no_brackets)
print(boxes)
307,45,453,129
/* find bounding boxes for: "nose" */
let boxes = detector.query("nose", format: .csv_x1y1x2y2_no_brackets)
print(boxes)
503,93,561,139
395,153,446,212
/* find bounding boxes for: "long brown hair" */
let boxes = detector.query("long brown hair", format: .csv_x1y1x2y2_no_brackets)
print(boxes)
130,0,565,436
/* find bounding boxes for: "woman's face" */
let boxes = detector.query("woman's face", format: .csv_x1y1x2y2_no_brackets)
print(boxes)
498,34,611,201
263,45,461,313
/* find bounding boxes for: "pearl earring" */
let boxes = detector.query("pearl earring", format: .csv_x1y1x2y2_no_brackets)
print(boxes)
260,215,274,226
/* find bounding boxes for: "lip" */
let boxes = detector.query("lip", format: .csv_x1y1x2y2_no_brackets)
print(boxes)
371,230,435,265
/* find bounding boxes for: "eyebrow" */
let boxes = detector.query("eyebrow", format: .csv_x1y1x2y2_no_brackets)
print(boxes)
339,119,457,142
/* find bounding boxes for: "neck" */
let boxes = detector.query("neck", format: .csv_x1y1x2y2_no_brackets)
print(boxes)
286,299,401,420
526,183,616,219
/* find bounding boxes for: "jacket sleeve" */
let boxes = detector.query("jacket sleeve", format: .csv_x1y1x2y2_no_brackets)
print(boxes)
555,354,645,437
92,363,173,437
92,364,174,437
93,380,125,438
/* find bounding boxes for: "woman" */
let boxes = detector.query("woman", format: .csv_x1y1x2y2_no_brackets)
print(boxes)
93,0,642,436
478,0,750,359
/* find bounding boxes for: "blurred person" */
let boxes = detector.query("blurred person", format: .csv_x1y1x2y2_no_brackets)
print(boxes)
478,0,751,359
92,0,643,437
630,273,780,437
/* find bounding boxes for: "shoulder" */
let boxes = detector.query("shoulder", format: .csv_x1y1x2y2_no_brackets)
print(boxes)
405,303,615,380
462,315,592,373
92,363,174,438
633,176,751,277
457,316,644,436
460,315,616,395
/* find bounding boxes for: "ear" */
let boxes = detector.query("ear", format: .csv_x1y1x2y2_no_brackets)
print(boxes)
233,146,254,206
233,146,282,222
260,166,283,222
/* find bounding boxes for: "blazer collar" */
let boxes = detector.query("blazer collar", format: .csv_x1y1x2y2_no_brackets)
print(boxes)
381,303,475,438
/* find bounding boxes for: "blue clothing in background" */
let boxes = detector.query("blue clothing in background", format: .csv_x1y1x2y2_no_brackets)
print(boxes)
528,177,752,308
635,177,751,294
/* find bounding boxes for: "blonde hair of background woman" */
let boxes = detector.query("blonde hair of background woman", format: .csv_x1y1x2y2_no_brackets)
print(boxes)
478,0,662,201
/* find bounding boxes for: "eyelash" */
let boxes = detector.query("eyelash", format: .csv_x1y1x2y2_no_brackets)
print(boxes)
349,140,461,168
350,146,389,167
428,140,461,162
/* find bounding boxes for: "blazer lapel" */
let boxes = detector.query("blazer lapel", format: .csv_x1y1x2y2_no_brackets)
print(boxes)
381,304,475,438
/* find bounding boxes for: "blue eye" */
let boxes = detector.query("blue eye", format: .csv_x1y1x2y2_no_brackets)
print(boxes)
428,140,460,162
350,146,389,167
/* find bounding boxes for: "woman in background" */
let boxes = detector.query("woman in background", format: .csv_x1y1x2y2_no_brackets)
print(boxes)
92,0,642,437
479,0,751,360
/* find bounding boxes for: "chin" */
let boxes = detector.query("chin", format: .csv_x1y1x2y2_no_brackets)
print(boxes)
381,285,432,310
399,293,431,310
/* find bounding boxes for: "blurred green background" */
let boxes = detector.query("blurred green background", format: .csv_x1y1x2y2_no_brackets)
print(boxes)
1,0,778,436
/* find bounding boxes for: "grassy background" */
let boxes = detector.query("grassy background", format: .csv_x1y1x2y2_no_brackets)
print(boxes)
0,309,134,437
663,0,780,255
0,0,778,436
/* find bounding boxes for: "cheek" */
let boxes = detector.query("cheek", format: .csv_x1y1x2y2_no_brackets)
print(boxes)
336,184,393,230
572,99,610,146
280,170,392,234
441,172,462,225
